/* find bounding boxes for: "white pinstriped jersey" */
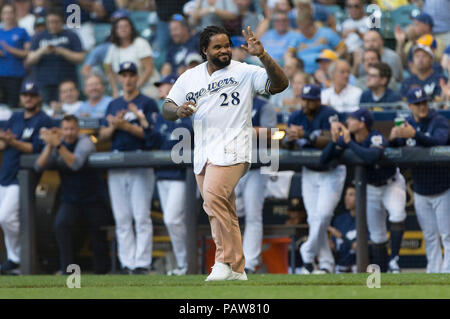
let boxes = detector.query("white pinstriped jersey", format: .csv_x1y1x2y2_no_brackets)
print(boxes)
167,60,270,174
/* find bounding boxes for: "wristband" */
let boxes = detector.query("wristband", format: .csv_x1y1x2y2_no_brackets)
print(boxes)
257,50,267,59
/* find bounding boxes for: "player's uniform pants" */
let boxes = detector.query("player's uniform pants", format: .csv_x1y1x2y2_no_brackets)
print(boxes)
0,184,20,264
235,169,268,271
414,188,450,273
195,161,250,274
366,169,407,244
157,180,187,270
108,168,155,270
300,165,346,272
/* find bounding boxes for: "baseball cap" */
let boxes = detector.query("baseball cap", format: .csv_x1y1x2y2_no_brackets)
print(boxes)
407,87,428,104
231,36,246,49
34,16,46,27
412,44,434,58
111,9,129,20
348,108,374,129
416,34,437,49
154,74,178,87
315,49,338,62
170,13,188,27
118,61,138,75
301,84,321,100
412,12,434,29
185,52,203,65
20,81,40,95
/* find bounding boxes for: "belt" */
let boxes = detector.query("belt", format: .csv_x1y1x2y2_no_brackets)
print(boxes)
369,174,396,187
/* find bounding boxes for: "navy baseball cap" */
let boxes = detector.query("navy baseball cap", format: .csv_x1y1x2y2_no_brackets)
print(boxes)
301,84,321,100
348,108,374,128
154,74,177,87
20,81,40,95
412,12,434,29
111,9,129,20
118,61,138,75
407,87,428,104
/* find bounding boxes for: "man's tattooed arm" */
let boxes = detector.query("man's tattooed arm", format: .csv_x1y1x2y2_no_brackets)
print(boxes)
258,52,289,94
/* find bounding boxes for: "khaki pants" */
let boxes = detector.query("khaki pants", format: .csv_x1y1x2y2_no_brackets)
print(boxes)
195,161,250,273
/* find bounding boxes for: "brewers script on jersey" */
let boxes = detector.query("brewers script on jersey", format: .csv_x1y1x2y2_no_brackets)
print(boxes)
166,59,271,174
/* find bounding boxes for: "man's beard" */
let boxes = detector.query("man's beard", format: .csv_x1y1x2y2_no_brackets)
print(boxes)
211,54,232,68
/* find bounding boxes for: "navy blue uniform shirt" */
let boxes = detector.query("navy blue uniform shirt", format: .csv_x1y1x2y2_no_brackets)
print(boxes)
101,93,159,151
153,114,193,181
390,108,450,195
331,211,356,267
29,29,83,86
321,130,396,185
0,110,53,186
400,72,447,100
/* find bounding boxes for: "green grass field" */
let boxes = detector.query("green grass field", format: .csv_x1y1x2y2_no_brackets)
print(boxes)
0,273,449,299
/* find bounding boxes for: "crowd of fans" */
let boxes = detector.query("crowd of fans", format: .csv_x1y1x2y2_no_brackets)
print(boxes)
0,0,449,275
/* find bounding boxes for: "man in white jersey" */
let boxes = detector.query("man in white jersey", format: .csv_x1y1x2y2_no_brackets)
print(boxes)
162,25,288,281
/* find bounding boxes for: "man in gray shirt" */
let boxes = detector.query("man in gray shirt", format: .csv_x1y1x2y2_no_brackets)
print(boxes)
35,115,110,275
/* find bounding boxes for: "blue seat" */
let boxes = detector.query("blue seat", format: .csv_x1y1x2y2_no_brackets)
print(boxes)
94,23,111,44
129,11,150,34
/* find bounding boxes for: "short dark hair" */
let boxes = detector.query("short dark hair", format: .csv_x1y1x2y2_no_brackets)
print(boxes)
363,48,381,61
369,62,392,86
61,114,79,126
199,25,232,60
46,8,64,20
59,79,78,91
110,17,139,47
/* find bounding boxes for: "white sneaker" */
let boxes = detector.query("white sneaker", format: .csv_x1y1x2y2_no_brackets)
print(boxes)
228,271,248,281
167,267,187,276
205,262,232,281
388,256,401,273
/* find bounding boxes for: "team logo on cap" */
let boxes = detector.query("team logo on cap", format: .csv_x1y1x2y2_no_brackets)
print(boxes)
25,83,34,90
415,89,422,98
123,62,131,69
303,86,311,94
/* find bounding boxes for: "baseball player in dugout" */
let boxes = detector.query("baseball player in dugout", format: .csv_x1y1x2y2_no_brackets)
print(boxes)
320,108,407,273
389,87,450,273
0,81,54,275
162,25,288,281
283,84,346,275
99,61,160,275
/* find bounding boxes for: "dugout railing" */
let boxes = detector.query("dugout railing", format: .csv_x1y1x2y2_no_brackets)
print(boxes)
17,146,450,275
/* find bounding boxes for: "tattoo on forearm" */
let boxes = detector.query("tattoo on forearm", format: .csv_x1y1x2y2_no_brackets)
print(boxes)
162,99,179,121
260,53,288,94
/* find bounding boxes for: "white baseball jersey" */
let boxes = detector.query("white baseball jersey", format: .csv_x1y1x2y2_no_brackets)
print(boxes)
166,60,270,174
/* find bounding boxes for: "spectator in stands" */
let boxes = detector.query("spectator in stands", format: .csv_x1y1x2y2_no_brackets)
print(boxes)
63,0,117,51
104,16,160,100
0,3,30,109
153,0,188,53
33,15,46,35
32,0,47,17
281,71,314,112
184,51,203,70
76,74,113,118
160,14,199,77
270,55,304,108
341,0,370,55
422,0,450,45
154,74,177,110
355,49,399,91
285,0,335,31
360,62,402,105
26,9,85,105
314,49,338,89
0,81,53,275
321,60,362,112
229,35,260,66
14,0,35,36
257,10,300,64
401,44,447,101
357,30,403,84
328,186,357,274
409,34,445,75
287,10,344,74
395,12,445,69
190,0,240,32
48,80,82,117
35,115,110,275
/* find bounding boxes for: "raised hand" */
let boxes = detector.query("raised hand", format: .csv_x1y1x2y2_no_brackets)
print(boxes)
241,26,265,57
